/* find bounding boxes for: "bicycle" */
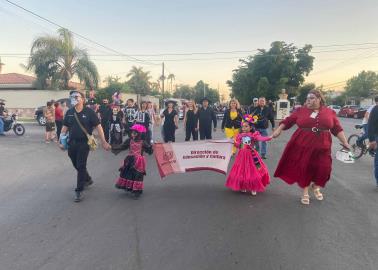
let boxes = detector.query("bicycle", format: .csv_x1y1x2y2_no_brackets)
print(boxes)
347,124,375,159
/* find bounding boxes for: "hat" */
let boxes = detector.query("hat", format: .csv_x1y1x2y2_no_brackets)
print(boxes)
130,124,147,133
165,100,177,106
253,98,258,102
201,97,211,103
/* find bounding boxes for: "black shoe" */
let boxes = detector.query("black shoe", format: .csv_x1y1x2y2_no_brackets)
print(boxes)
261,155,267,159
74,191,83,202
85,177,93,187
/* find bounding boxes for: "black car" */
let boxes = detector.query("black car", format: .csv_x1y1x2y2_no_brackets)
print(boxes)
34,98,71,125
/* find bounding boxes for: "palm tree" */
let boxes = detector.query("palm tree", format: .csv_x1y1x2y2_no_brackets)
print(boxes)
26,28,99,89
167,73,175,92
0,57,5,74
126,66,152,95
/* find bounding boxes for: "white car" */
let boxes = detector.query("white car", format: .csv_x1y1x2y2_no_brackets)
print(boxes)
328,105,341,115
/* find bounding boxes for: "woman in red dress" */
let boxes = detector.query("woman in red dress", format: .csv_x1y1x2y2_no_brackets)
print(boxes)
272,90,350,205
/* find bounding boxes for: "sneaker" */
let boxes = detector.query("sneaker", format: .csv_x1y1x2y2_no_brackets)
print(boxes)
251,191,257,196
74,191,83,202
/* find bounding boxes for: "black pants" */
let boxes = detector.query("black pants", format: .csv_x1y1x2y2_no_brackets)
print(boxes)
101,121,110,143
68,140,91,192
55,120,63,139
199,127,212,140
185,126,198,141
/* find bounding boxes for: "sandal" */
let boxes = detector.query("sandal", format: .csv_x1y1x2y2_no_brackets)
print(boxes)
311,184,324,201
301,194,310,205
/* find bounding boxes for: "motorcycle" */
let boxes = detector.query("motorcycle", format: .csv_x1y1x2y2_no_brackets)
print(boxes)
2,113,25,136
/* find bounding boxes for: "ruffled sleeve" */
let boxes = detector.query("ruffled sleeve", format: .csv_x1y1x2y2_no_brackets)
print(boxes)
330,110,343,136
234,134,242,148
280,108,301,130
252,131,271,142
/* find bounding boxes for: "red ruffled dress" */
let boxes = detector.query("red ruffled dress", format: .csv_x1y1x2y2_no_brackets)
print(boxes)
226,132,272,192
274,106,343,188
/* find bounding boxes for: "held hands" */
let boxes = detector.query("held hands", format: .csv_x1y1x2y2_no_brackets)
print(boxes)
102,141,111,151
369,141,377,150
271,129,282,138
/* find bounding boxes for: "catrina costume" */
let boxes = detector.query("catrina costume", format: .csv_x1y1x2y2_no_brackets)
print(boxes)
112,124,153,198
225,114,272,193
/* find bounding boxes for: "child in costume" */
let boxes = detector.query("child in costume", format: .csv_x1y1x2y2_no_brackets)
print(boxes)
112,124,153,199
225,114,272,196
109,106,123,145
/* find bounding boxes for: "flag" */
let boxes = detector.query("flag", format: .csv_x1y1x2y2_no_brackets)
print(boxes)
154,140,233,178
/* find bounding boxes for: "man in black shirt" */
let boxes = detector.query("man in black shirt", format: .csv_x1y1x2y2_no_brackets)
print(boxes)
97,99,112,142
60,90,111,202
367,102,378,188
249,97,275,159
198,97,217,140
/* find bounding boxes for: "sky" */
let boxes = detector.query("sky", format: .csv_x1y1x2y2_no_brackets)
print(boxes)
1,0,378,96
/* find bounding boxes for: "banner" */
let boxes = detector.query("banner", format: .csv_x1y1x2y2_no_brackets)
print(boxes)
154,140,233,178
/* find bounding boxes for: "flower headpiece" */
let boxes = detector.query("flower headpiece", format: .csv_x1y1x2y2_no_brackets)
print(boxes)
243,114,259,124
130,124,147,133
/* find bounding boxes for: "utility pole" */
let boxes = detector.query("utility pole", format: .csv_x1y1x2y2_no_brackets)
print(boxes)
161,62,165,98
203,81,206,98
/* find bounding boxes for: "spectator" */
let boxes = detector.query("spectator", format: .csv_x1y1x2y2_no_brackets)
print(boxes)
54,102,64,142
0,101,5,136
358,97,378,146
43,101,55,143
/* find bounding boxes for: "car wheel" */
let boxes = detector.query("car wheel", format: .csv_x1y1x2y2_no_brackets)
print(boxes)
37,115,46,126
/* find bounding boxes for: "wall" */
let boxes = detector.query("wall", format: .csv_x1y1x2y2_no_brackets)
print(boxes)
0,90,71,117
360,97,374,107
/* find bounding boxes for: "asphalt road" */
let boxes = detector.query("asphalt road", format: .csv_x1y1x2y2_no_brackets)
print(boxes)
0,118,377,270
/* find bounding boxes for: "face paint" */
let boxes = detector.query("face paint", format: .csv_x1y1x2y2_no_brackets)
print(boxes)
70,94,81,106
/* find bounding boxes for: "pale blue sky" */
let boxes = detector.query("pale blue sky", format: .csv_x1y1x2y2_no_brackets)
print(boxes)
1,0,378,94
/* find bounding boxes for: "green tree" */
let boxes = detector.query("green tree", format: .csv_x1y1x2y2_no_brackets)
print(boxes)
345,71,378,99
127,66,151,95
96,76,131,103
227,41,314,105
173,84,196,100
193,80,219,104
26,28,99,89
167,73,175,92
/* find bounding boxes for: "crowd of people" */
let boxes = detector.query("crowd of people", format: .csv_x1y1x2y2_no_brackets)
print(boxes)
3,88,376,204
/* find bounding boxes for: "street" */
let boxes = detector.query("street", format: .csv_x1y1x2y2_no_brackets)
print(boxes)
0,118,377,270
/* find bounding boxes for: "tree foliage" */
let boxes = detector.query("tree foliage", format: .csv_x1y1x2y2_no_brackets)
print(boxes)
227,41,314,105
127,66,152,95
173,81,219,103
344,71,378,99
26,28,99,90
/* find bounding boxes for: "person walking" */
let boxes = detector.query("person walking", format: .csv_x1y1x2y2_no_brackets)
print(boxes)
147,102,157,143
198,97,217,140
98,99,112,143
160,100,178,143
357,97,378,146
124,98,138,137
135,101,151,143
248,97,275,159
221,99,243,154
44,101,55,143
59,90,111,202
367,100,378,188
0,100,5,136
184,100,199,141
54,102,64,142
272,90,350,205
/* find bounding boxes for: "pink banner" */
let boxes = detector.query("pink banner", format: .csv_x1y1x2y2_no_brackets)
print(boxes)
153,140,233,178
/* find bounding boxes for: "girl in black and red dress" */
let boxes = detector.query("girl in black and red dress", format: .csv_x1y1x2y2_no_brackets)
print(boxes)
112,124,153,199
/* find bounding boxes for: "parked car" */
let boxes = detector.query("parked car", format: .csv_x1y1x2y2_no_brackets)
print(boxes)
34,98,71,125
328,105,341,115
353,107,368,119
338,105,359,118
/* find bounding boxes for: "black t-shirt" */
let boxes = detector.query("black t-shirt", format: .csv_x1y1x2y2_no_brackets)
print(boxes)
63,107,100,140
163,109,177,128
98,104,112,123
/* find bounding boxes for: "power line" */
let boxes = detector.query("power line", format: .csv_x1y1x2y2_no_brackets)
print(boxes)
3,0,160,66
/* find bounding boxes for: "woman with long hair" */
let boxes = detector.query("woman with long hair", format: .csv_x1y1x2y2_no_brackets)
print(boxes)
160,101,178,142
183,100,199,141
272,90,350,205
221,99,243,153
